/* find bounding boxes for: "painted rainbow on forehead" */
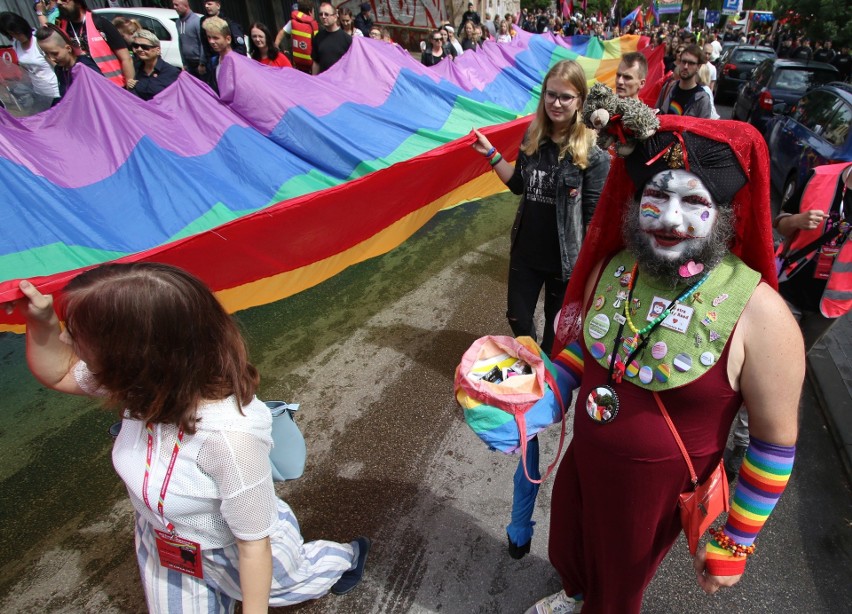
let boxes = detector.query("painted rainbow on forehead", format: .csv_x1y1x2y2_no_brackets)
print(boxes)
640,203,662,218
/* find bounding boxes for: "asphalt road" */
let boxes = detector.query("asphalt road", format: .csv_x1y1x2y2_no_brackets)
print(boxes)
1,124,850,613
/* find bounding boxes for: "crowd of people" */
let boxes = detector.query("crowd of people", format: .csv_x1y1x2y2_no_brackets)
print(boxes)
2,2,851,613
5,1,848,103
0,0,378,105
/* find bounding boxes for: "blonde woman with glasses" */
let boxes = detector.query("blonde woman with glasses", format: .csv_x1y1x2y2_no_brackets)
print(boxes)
471,60,609,558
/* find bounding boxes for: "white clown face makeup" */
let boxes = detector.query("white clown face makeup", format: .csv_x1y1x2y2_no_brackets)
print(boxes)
638,169,718,261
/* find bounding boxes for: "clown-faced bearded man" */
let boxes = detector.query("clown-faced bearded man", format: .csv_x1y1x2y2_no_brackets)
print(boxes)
624,169,735,287
526,118,805,614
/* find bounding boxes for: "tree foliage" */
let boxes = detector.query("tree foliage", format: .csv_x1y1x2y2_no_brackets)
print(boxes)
773,0,851,45
521,0,552,13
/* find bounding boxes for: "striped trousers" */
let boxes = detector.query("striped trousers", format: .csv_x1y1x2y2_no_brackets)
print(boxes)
134,499,356,612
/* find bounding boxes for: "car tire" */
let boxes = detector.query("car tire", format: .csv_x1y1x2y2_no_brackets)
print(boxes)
781,172,798,210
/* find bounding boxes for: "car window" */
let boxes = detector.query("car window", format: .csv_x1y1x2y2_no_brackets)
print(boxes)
771,68,837,93
792,91,841,135
731,49,775,64
96,11,171,42
753,61,772,85
137,16,171,41
823,102,852,147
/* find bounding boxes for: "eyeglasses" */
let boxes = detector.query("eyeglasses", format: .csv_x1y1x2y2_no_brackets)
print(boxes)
679,58,697,66
132,42,157,50
544,90,578,104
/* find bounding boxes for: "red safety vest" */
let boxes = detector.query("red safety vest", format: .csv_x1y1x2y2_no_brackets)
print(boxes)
783,163,852,318
290,11,318,73
60,12,125,87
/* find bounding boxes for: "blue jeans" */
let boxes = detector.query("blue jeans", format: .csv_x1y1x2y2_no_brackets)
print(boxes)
507,435,540,546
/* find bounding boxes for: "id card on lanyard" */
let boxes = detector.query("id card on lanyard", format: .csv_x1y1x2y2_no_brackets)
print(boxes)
144,423,204,579
814,244,840,280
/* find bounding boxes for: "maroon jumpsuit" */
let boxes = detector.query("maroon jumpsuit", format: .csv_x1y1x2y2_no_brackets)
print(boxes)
547,320,742,612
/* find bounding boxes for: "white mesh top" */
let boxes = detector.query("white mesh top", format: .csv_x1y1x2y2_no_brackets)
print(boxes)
74,361,279,548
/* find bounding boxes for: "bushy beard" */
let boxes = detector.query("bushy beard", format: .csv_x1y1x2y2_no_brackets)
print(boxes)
622,197,735,288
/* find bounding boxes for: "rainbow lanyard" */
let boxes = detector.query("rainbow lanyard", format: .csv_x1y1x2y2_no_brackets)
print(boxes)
142,423,185,535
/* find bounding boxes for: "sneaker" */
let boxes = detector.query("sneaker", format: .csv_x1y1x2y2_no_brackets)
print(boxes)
524,590,583,614
330,536,371,596
724,445,747,482
507,534,531,560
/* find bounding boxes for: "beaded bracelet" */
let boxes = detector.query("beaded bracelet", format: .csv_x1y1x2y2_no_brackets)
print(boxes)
484,146,496,158
708,527,756,557
489,153,503,167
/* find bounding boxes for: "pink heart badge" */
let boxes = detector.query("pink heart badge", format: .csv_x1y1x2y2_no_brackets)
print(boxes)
678,260,704,278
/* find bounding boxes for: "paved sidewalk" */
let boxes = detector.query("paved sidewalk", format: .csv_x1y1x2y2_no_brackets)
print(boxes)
807,312,852,482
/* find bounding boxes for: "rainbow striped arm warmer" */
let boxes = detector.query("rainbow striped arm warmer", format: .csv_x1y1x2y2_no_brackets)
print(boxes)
552,341,584,392
705,436,795,576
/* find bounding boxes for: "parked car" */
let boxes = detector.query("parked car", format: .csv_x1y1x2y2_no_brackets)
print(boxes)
732,59,839,137
766,82,852,208
92,7,182,68
714,45,776,103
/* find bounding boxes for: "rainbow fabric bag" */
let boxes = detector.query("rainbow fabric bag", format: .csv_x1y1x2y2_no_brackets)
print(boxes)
454,336,572,483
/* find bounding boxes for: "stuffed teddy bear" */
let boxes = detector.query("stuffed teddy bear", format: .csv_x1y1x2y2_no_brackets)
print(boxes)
582,82,659,157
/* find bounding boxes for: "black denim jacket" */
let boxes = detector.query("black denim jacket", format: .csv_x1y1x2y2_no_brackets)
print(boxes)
507,141,610,281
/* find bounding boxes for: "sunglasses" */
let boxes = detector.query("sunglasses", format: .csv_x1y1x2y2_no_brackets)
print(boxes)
432,37,442,41
132,42,157,50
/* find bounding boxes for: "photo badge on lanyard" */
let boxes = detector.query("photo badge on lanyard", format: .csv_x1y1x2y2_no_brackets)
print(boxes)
814,244,839,280
144,423,204,578
154,530,204,578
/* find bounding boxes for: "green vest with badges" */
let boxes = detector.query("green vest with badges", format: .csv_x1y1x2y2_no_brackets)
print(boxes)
584,250,761,391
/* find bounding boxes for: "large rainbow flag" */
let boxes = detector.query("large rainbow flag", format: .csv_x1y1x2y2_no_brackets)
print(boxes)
0,31,662,332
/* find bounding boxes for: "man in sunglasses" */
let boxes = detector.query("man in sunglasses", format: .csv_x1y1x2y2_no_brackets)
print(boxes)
312,1,351,75
655,44,712,118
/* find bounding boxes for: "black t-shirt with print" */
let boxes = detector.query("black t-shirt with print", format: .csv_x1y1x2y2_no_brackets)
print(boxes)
669,83,701,116
513,140,562,272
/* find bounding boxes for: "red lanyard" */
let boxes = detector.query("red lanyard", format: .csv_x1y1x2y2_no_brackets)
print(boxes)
142,422,185,534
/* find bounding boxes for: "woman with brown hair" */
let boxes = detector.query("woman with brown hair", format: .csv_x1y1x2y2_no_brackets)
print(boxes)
249,22,292,67
471,59,609,558
337,7,363,38
421,29,447,66
10,263,369,612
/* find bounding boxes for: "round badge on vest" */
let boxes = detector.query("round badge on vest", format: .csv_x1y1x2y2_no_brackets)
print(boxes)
586,385,619,423
588,313,611,339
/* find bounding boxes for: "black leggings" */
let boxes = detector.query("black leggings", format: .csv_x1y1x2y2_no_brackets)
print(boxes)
506,252,567,355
